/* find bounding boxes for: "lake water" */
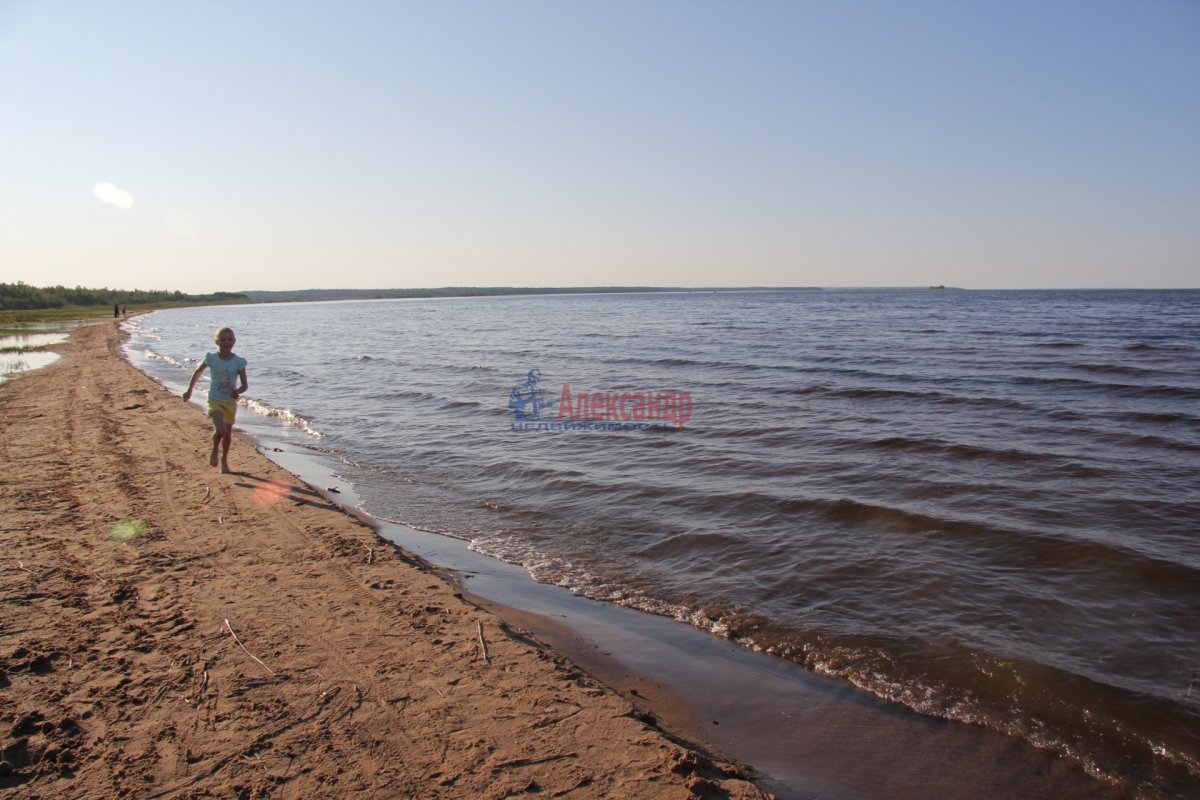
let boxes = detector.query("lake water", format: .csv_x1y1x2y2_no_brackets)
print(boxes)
0,329,68,382
125,289,1200,797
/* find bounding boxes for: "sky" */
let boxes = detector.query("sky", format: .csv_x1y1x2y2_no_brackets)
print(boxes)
1,1,1197,293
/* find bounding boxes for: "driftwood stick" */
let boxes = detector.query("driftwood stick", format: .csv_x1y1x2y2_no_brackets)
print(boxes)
476,622,490,664
224,618,276,676
494,752,576,769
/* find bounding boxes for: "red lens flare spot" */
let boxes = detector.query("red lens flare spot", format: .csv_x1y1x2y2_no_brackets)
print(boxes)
252,481,291,507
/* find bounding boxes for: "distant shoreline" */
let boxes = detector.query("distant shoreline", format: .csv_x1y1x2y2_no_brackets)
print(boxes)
236,285,956,303
237,286,1193,303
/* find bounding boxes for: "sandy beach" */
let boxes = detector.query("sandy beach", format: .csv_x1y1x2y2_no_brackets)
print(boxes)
0,321,768,798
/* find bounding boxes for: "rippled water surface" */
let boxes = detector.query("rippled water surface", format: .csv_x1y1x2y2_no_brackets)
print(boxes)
127,289,1200,796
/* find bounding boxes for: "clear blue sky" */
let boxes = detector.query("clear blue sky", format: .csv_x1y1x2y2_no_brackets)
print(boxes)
2,1,1197,292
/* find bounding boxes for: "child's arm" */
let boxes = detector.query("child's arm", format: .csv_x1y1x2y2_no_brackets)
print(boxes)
182,362,207,401
232,367,248,399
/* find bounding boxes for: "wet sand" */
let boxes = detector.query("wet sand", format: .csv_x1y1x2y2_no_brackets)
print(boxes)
0,322,766,798
371,518,1128,800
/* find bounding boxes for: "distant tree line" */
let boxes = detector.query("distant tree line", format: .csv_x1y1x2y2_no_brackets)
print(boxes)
0,282,247,310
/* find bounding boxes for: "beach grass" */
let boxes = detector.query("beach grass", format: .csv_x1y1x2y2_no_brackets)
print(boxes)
0,299,250,328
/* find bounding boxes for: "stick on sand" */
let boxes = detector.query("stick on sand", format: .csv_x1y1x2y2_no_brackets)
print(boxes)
477,621,490,664
224,618,276,676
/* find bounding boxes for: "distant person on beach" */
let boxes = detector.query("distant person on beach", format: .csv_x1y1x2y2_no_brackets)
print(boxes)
113,303,120,319
182,327,248,474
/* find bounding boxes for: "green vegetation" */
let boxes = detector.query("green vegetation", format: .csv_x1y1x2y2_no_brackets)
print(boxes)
0,282,249,326
1,281,247,310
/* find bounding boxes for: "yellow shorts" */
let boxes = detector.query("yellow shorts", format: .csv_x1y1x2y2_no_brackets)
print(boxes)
207,398,237,425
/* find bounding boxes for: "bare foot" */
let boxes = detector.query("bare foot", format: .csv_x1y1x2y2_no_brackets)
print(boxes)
209,450,219,467
221,462,232,474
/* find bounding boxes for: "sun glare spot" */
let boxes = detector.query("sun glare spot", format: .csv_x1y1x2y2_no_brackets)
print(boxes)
94,181,135,209
252,481,291,507
110,518,148,542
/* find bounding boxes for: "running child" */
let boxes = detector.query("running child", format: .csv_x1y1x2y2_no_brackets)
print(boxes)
183,327,248,473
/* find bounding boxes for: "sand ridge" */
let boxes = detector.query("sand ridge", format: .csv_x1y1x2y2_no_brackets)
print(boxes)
0,321,769,799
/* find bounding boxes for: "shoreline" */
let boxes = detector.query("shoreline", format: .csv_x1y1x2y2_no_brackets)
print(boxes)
0,321,767,798
3,319,1129,799
209,359,1137,797
126,310,1134,800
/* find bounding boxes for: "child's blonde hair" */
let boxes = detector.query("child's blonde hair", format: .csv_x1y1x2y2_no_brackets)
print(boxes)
215,327,236,342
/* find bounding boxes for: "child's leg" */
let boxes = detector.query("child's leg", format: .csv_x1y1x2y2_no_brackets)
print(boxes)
209,411,227,467
219,424,234,473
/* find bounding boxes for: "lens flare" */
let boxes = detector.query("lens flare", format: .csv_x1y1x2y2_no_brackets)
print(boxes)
93,181,135,209
252,481,291,507
110,518,148,542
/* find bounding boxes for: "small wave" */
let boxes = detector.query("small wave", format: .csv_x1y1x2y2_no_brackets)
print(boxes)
660,493,1194,579
828,386,933,401
468,532,554,570
142,349,184,368
706,427,784,440
635,531,746,559
1098,431,1200,454
1013,375,1123,391
243,398,323,437
823,386,1033,412
1115,410,1200,425
125,320,162,341
1052,460,1111,479
1013,375,1200,401
441,399,483,410
763,385,824,397
1123,342,1193,352
1072,362,1160,377
375,389,439,402
1136,384,1200,401
863,435,1048,465
855,437,1107,476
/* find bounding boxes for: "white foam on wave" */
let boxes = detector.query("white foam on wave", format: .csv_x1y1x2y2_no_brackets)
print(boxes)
142,349,184,368
122,317,162,342
244,397,324,438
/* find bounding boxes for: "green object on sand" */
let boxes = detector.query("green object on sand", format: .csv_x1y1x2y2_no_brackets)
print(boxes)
110,518,148,542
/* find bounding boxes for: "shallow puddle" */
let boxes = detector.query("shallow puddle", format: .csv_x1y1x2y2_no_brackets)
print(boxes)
0,331,69,382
